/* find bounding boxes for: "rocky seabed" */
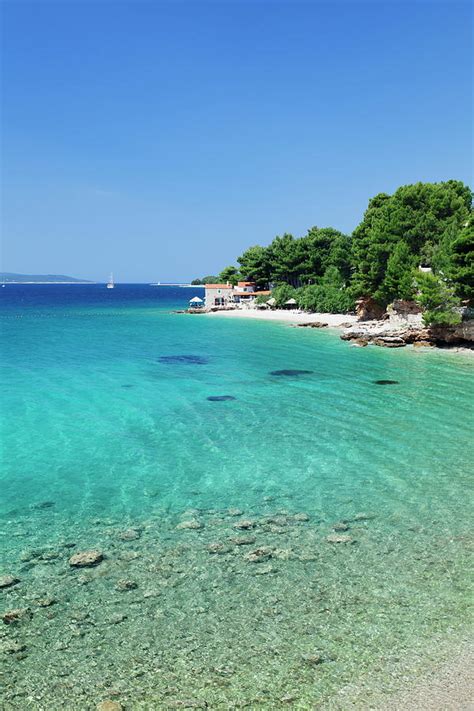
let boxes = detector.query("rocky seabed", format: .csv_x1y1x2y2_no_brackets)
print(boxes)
0,500,471,710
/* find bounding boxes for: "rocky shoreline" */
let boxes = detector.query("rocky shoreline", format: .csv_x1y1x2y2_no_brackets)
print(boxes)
188,300,474,352
338,319,474,350
289,298,474,351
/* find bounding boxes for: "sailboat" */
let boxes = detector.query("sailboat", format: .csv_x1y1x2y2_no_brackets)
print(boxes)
106,272,115,289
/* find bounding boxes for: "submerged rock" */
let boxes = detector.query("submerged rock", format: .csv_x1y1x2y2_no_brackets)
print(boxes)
301,653,323,666
297,322,328,328
30,500,55,510
69,550,104,568
207,543,232,555
158,355,208,365
2,608,32,624
373,379,400,385
176,519,203,530
332,522,349,532
230,535,256,546
293,513,310,522
263,515,288,526
269,369,313,377
206,395,236,401
182,508,200,517
118,528,141,541
227,508,243,517
96,701,124,711
36,597,56,608
0,575,20,589
280,694,298,704
326,534,353,544
373,337,406,348
244,547,273,563
22,548,60,563
353,512,376,521
1,639,26,655
266,524,287,534
233,520,255,530
115,579,138,591
254,563,274,575
109,613,128,624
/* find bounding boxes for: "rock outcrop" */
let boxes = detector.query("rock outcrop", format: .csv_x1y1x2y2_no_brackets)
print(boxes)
355,297,386,322
297,322,328,328
341,319,474,348
386,300,422,326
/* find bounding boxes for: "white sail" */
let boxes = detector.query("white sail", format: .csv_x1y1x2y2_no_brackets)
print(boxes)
106,272,114,289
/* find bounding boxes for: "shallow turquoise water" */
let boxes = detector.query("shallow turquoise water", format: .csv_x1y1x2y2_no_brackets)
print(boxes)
0,285,473,709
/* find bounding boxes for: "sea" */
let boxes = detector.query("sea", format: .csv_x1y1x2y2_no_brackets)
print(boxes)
0,284,472,709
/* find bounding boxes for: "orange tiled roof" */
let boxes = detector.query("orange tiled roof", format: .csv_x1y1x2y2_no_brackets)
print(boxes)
237,281,255,286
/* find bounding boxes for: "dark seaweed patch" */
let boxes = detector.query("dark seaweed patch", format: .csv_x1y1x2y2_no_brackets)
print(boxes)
373,379,399,385
158,355,209,365
270,369,313,377
121,384,135,388
206,395,236,402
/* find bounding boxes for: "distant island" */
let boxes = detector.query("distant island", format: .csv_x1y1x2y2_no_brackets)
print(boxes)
0,272,93,284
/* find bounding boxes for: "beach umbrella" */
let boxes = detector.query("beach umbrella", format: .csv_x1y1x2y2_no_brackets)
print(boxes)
285,298,297,305
267,297,276,306
189,296,203,303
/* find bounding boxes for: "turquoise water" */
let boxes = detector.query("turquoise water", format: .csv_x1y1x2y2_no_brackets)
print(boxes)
1,285,473,709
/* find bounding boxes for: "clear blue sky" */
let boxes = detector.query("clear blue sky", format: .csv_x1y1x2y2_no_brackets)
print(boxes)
2,0,472,282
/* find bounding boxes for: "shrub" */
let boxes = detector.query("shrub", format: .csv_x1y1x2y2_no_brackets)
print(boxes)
415,272,461,326
271,283,298,307
297,285,354,313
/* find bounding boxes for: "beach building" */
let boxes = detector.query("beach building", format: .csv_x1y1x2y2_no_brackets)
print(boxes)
234,288,271,305
233,281,255,306
204,283,234,307
234,281,255,293
204,282,271,308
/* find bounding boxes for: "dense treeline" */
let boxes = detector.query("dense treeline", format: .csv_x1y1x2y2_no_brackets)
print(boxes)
191,275,220,285
206,181,473,323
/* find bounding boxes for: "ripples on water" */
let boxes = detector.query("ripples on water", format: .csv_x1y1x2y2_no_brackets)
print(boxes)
0,285,472,708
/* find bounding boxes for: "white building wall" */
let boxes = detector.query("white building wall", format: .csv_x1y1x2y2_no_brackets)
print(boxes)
204,287,233,308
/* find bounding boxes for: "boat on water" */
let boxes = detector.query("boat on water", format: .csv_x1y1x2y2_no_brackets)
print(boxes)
106,273,115,289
